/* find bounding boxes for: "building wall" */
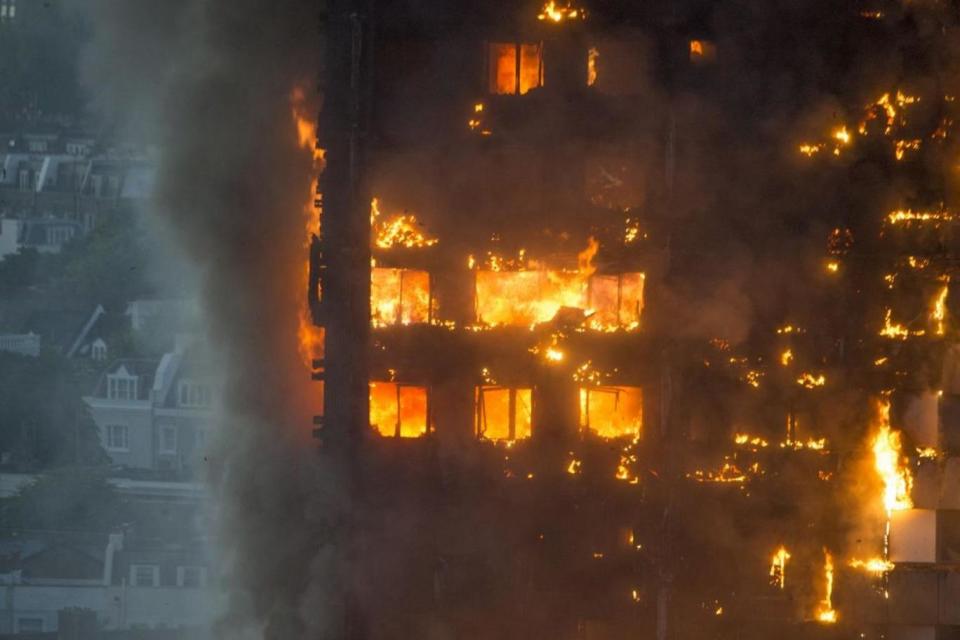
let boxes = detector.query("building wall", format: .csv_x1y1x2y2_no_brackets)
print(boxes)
0,583,217,633
86,400,154,469
0,218,20,259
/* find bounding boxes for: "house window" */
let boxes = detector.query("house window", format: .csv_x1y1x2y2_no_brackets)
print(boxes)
91,339,107,361
159,425,178,454
369,382,428,438
488,42,544,95
579,386,643,439
106,425,129,451
130,564,159,587
107,372,138,400
47,226,74,246
475,386,533,441
177,566,207,588
17,618,43,633
18,169,30,191
178,381,212,408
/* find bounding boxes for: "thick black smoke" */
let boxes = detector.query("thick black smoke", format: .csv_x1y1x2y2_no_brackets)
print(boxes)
70,1,333,637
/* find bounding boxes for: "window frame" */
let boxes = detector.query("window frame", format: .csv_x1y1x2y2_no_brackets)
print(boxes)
178,380,212,408
475,385,534,441
91,340,107,361
130,564,160,588
487,41,544,96
159,424,178,455
176,565,207,588
106,424,129,452
107,372,139,401
16,617,43,633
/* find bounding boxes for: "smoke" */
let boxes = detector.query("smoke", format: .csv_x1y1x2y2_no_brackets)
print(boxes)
69,1,333,637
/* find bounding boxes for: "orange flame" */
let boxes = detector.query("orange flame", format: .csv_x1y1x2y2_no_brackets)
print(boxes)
290,87,326,370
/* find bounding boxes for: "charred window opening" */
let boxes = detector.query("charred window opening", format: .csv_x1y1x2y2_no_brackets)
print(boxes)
369,382,429,438
579,386,642,438
371,267,431,327
488,42,544,95
475,386,533,441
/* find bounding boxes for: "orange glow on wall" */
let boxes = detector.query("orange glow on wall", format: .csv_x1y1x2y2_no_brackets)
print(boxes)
476,386,533,441
369,382,428,438
579,386,642,438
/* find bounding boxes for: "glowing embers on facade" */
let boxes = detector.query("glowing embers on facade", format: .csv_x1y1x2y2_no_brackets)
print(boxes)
371,268,431,327
475,386,533,441
537,1,585,22
579,386,642,439
369,382,428,438
488,42,544,95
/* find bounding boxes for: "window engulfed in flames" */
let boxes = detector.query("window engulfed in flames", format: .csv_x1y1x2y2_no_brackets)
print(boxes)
371,268,431,327
474,271,644,329
369,382,428,438
475,386,533,441
488,42,544,95
588,273,645,330
579,386,642,438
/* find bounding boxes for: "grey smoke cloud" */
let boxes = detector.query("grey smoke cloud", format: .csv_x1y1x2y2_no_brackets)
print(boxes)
69,1,332,636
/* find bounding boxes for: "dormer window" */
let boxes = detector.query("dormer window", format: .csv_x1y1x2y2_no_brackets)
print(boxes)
0,0,16,21
107,368,138,401
91,338,107,362
178,380,212,408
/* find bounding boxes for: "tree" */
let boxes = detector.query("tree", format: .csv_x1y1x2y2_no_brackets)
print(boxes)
0,351,106,468
1,467,128,533
54,208,154,310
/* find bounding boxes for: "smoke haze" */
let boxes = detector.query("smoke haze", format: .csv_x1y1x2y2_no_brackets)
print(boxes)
69,1,332,636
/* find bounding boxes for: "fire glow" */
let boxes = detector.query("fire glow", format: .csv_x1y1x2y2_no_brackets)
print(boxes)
473,238,645,330
873,399,914,514
769,546,790,590
815,550,837,623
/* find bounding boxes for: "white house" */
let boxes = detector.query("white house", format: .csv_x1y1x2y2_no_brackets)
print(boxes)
84,347,215,473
